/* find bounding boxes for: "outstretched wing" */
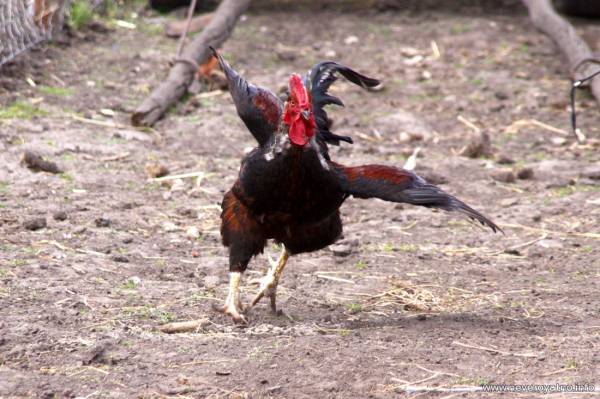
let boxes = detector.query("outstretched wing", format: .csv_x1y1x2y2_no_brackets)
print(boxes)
211,47,283,146
304,62,381,146
335,163,501,233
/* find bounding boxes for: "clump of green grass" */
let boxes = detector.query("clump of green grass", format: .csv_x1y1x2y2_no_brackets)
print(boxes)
39,85,74,97
0,102,47,119
70,1,94,30
355,260,368,270
346,303,363,314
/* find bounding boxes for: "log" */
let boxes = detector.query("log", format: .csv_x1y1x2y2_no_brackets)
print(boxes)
132,0,250,127
165,12,214,38
522,0,600,107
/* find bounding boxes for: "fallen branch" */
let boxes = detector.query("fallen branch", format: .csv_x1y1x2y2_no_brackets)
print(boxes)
452,340,539,358
521,0,600,140
132,0,250,126
159,318,210,333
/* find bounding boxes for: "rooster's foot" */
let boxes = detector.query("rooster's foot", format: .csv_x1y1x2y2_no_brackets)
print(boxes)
215,272,247,324
250,247,291,313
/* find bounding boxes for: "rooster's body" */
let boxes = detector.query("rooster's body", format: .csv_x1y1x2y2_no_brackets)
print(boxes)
212,48,499,323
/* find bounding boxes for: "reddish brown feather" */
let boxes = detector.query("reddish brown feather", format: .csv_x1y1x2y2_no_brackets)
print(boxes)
343,164,412,185
253,92,281,127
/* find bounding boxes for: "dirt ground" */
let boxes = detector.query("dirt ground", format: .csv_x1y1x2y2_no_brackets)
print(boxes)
1,2,600,398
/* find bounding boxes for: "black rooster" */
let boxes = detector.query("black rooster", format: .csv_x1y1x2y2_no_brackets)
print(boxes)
211,47,500,323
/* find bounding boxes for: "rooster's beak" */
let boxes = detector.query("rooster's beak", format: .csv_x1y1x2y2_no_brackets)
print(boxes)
301,109,310,121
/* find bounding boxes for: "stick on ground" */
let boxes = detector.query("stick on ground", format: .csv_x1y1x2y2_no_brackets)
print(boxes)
132,0,250,127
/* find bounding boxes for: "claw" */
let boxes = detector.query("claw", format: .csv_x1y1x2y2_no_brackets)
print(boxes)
250,248,290,313
215,299,247,324
216,271,248,324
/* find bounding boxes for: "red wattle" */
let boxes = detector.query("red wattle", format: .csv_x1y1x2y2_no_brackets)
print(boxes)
289,120,308,146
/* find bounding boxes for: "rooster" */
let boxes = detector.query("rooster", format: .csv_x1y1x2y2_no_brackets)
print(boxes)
211,47,500,323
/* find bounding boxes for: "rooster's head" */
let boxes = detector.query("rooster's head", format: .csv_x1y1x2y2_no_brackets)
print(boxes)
283,74,316,146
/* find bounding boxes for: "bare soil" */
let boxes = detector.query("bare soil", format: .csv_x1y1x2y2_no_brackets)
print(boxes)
1,3,600,398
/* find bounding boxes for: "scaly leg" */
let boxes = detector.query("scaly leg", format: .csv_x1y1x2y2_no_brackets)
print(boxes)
217,271,247,324
250,246,291,313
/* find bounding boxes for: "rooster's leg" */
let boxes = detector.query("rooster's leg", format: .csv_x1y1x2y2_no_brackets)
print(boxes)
218,271,247,324
250,246,291,313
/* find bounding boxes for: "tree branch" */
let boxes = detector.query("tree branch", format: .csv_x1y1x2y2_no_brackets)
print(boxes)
132,0,250,127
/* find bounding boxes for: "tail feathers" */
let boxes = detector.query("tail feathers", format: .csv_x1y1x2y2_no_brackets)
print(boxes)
209,46,238,82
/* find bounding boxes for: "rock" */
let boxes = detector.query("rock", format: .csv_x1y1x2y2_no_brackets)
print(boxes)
127,276,141,286
516,167,534,180
496,153,515,164
490,169,516,183
20,151,62,174
495,91,509,100
145,162,169,178
163,221,178,232
550,136,567,146
112,255,129,263
461,131,493,158
330,244,351,257
537,239,564,249
24,217,46,231
53,211,68,221
344,35,359,45
186,226,200,239
95,217,111,227
500,197,519,207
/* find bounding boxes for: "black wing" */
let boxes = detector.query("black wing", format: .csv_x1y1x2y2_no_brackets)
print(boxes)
211,47,283,146
304,62,381,146
335,163,501,233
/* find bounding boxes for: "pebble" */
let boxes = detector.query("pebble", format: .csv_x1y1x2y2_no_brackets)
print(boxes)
112,255,129,263
496,154,515,164
95,217,111,227
516,167,534,180
330,244,351,257
490,169,516,183
53,211,68,221
24,217,47,231
186,226,200,239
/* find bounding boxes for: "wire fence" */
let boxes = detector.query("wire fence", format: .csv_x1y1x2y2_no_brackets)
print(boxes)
0,0,69,67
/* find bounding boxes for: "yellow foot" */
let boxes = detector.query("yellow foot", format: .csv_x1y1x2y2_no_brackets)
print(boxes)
215,294,247,324
214,272,247,324
250,272,279,313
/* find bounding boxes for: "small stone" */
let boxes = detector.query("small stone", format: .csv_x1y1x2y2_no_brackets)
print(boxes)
490,169,516,183
516,167,534,180
500,197,519,207
145,162,169,178
53,211,68,221
128,276,141,286
532,214,542,222
550,137,567,146
186,226,200,239
537,239,563,249
344,35,359,45
495,91,509,100
112,255,129,263
24,217,46,231
122,236,133,244
496,154,515,164
163,221,178,232
95,217,110,227
330,244,351,257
